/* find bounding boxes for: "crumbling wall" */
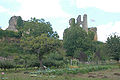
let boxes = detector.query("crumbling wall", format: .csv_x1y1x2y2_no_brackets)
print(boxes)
7,16,19,32
69,14,97,41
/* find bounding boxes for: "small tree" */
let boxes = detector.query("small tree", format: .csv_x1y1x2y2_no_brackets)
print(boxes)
17,16,24,29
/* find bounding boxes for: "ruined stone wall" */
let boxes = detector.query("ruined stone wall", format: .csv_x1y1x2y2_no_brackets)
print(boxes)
69,14,88,33
7,16,19,32
69,18,75,26
69,14,97,41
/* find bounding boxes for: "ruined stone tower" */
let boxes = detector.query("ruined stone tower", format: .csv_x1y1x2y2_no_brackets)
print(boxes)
82,14,88,33
69,14,97,41
7,16,19,32
69,14,88,33
76,14,88,33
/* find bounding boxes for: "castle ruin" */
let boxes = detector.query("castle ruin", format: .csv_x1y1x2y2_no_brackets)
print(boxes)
69,14,88,33
69,14,97,41
7,16,19,32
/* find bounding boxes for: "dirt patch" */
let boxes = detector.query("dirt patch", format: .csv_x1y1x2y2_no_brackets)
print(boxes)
88,73,108,79
88,75,96,78
75,69,120,80
114,73,120,76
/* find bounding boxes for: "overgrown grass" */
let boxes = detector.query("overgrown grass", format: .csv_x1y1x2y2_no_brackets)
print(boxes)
0,64,118,80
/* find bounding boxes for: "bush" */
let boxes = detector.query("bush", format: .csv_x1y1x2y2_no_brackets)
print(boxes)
0,60,15,69
43,52,65,67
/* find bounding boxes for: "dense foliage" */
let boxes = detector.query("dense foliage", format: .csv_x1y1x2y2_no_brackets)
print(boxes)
106,34,120,61
19,18,61,68
63,23,99,62
63,25,87,56
21,18,59,38
17,16,24,30
0,29,21,38
20,34,60,68
43,51,64,67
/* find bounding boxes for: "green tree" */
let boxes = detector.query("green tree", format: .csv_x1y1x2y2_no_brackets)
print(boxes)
21,18,59,38
88,30,95,40
20,34,60,69
20,18,60,68
106,34,120,61
94,41,109,61
17,16,24,29
63,22,98,62
0,29,21,38
63,24,88,57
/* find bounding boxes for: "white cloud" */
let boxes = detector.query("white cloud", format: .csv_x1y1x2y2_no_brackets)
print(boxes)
15,0,70,20
15,0,70,39
69,0,76,6
0,5,14,15
0,6,8,13
97,21,120,42
76,0,120,12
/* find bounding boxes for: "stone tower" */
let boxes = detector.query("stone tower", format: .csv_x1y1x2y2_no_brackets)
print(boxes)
69,14,97,41
77,15,81,25
70,14,88,33
69,18,75,26
76,14,88,33
7,16,19,32
82,14,88,33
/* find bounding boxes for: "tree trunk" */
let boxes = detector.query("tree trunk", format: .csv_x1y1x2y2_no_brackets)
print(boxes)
39,58,43,68
38,54,44,70
37,48,45,70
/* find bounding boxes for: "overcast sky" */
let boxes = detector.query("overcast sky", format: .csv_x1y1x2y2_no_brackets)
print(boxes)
0,0,120,42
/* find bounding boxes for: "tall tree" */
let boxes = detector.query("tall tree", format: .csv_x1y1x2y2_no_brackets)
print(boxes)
17,16,24,29
106,34,120,61
63,21,98,62
63,24,88,57
20,34,60,69
21,18,59,38
20,18,60,68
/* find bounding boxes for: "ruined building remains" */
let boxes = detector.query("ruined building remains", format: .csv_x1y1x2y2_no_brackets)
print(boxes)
69,14,88,33
77,14,88,33
89,27,97,41
69,14,97,41
7,16,19,32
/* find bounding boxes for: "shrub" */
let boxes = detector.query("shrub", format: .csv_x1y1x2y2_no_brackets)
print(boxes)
43,52,65,67
0,60,15,69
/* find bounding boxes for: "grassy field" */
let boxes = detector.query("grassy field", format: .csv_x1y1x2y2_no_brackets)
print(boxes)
0,68,119,80
0,64,119,80
0,69,120,80
0,71,112,80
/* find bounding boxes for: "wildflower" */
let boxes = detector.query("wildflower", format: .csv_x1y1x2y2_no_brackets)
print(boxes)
1,72,4,75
